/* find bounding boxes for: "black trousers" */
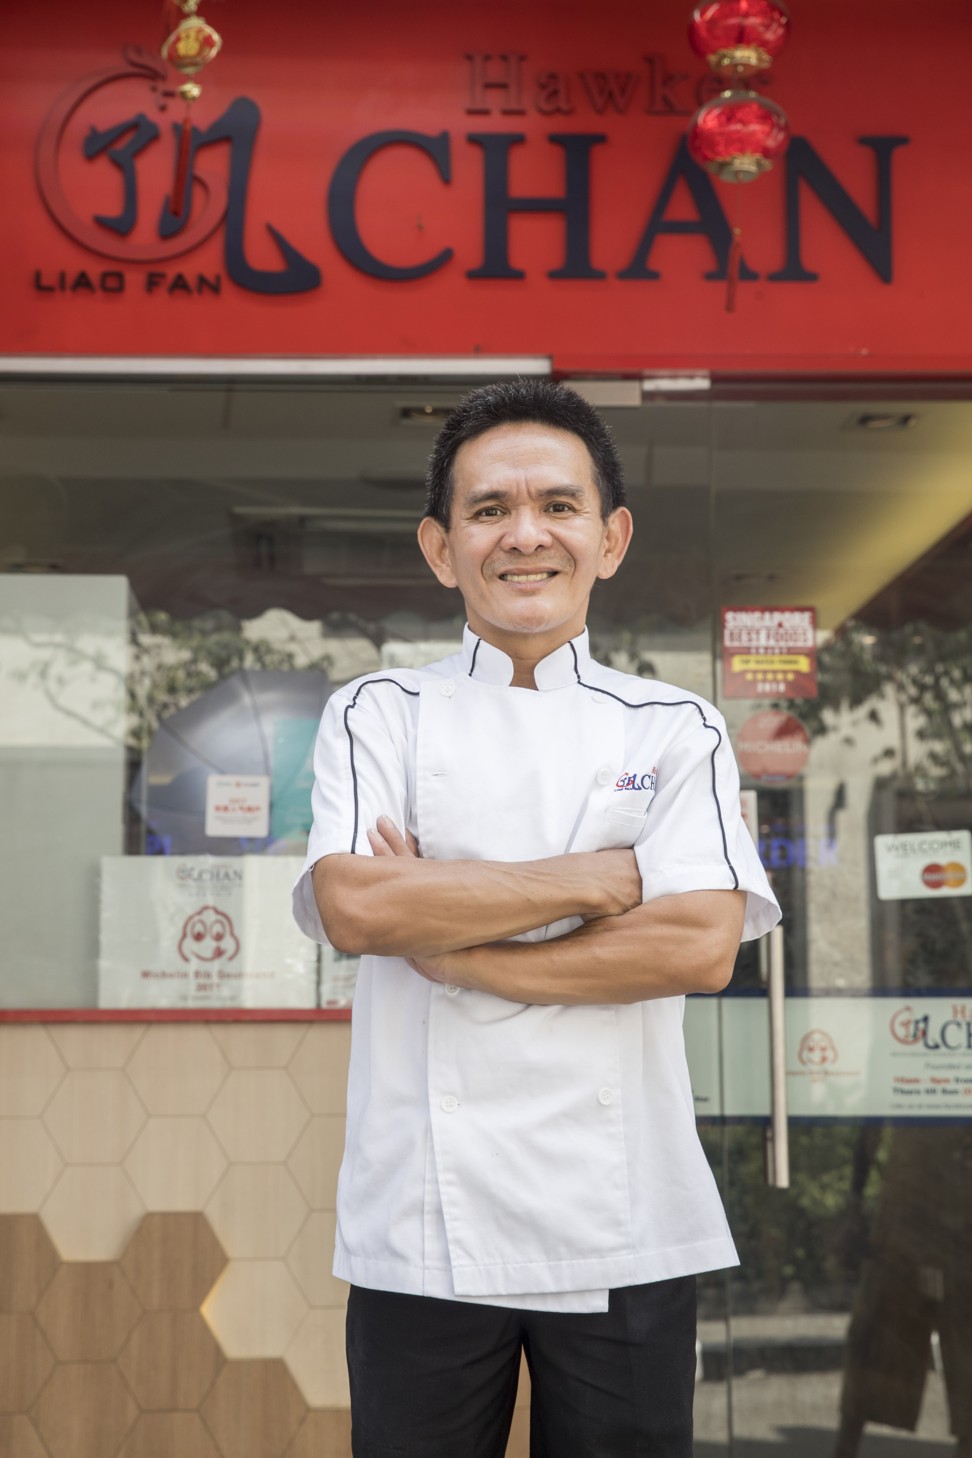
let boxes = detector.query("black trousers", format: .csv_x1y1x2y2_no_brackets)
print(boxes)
346,1277,697,1458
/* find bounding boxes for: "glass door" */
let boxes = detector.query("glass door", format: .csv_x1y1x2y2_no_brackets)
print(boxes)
702,395,972,1458
6,375,968,1454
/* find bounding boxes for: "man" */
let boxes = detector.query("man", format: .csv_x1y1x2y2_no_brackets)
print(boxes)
293,379,780,1456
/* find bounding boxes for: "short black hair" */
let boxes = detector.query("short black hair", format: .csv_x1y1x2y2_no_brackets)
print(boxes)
425,379,627,527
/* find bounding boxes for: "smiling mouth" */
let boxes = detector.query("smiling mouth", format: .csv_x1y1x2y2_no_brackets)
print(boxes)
497,570,558,582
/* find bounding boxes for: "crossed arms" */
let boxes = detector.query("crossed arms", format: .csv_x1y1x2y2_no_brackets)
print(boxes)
313,817,744,1006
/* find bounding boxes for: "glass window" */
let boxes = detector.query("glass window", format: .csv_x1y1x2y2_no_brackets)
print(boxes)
4,381,970,1026
0,379,712,1009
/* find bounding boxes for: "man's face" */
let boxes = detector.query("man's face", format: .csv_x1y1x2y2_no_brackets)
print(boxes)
417,423,632,656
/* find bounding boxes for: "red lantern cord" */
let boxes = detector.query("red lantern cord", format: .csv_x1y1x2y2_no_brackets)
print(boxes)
160,0,223,219
170,90,198,219
725,228,742,313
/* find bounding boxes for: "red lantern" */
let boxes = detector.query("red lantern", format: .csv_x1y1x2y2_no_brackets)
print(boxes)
160,0,224,220
687,90,789,182
162,14,222,77
689,0,789,79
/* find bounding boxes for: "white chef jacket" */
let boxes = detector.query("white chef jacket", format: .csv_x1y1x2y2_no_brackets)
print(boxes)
293,626,780,1313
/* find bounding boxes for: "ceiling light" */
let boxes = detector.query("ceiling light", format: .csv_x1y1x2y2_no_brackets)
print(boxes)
231,506,418,535
399,404,454,425
641,375,710,395
854,413,917,431
569,380,641,408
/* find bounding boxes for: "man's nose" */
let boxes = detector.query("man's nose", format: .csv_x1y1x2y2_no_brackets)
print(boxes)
499,507,554,552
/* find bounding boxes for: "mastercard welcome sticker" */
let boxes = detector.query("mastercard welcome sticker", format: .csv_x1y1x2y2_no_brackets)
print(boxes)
874,830,972,902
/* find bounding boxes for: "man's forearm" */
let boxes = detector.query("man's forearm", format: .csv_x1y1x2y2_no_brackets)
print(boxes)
411,890,746,1005
314,845,641,958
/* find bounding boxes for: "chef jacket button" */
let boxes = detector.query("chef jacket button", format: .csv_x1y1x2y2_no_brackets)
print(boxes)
444,984,460,996
590,692,608,705
597,1087,615,1106
596,766,612,786
440,1094,459,1113
440,682,456,698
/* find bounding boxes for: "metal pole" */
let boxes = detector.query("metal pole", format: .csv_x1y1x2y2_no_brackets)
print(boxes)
765,923,790,1188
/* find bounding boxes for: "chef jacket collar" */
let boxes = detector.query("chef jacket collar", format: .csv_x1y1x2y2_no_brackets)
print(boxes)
461,624,591,691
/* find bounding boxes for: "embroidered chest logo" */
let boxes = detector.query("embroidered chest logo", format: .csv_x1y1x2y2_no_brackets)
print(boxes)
615,768,657,792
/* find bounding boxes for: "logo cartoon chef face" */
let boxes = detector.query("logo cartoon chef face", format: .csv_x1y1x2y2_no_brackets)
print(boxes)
178,906,240,963
797,1028,838,1067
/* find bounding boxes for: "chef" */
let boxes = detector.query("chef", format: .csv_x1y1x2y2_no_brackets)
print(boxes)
293,378,780,1457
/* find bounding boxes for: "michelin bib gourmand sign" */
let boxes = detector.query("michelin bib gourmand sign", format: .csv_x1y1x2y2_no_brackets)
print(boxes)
98,856,318,1008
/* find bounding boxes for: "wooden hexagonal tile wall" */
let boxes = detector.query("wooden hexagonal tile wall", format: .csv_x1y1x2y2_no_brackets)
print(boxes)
284,1309,349,1408
43,1071,146,1164
0,1314,54,1412
124,1119,228,1213
210,1024,305,1069
0,1415,48,1458
284,1409,352,1458
206,1165,308,1259
117,1412,221,1458
287,1026,349,1115
206,1072,309,1164
48,1024,146,1070
286,1211,345,1308
35,1262,141,1361
202,1261,306,1359
33,1363,138,1458
126,1027,228,1117
0,1216,59,1312
41,1166,143,1261
286,1117,344,1210
0,1122,63,1213
121,1214,226,1311
0,1028,65,1117
200,1360,306,1458
117,1311,223,1411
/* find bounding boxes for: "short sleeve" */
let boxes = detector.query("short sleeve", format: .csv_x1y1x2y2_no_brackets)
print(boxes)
633,706,780,943
291,683,411,944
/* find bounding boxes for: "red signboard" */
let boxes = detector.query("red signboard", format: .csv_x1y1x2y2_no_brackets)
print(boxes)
1,0,970,370
721,606,817,699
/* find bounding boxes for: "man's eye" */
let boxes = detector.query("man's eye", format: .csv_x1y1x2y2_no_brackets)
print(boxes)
476,506,502,518
548,502,574,513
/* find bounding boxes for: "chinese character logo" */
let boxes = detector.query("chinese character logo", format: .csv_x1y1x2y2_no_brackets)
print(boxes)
35,46,320,294
890,1006,922,1046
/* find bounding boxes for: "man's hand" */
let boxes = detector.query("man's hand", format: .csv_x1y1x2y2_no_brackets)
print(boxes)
367,816,419,860
406,948,461,984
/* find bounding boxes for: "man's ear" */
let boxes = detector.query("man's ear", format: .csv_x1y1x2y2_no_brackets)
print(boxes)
596,506,634,581
417,515,458,589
